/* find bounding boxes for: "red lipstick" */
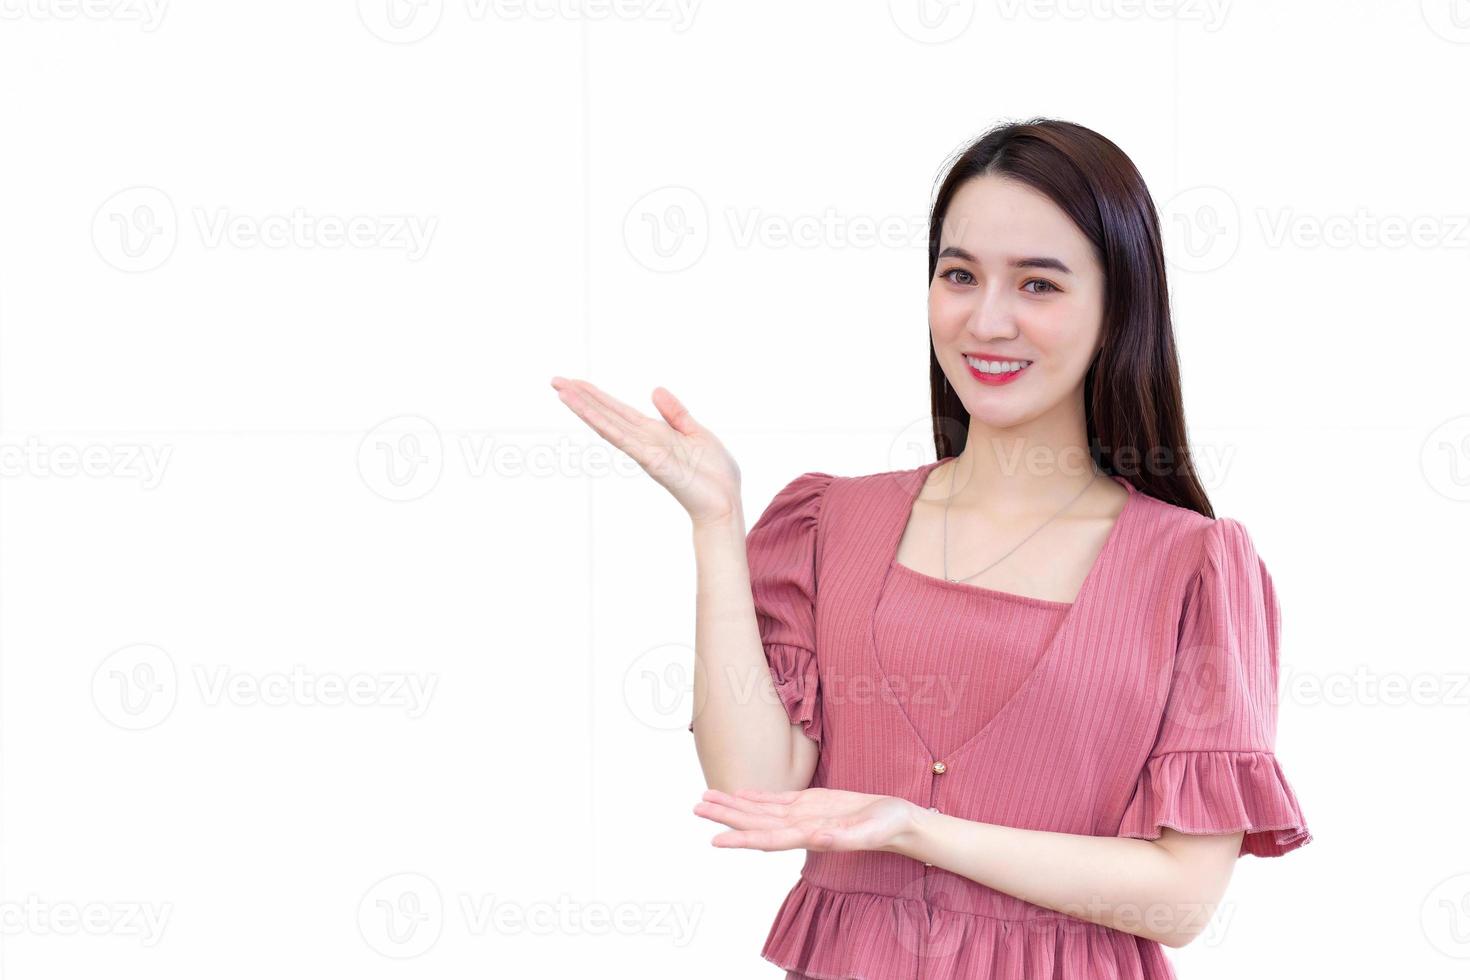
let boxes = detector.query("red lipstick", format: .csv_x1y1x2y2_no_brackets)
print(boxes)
962,352,1033,387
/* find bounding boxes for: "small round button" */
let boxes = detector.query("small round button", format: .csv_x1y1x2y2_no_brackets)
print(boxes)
931,761,947,775
927,806,939,813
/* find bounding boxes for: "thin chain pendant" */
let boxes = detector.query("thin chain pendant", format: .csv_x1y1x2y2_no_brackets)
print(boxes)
942,455,1100,586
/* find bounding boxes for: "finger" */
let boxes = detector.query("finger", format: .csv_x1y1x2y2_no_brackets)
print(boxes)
556,386,636,452
692,801,786,830
557,385,671,472
701,788,789,817
558,382,689,477
651,387,700,436
711,826,809,852
567,379,655,430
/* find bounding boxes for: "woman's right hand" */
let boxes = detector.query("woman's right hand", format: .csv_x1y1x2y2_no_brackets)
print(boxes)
550,376,742,527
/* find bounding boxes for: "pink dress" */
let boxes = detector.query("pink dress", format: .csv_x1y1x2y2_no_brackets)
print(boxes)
733,458,1312,980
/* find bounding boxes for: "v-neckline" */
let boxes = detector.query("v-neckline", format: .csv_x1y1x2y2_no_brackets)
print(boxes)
867,456,1138,764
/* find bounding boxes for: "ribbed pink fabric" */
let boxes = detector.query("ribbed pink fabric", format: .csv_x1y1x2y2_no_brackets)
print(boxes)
876,561,1068,761
725,457,1312,980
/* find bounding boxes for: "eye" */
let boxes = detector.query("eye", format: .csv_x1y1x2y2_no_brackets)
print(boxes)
1023,279,1060,294
939,267,974,286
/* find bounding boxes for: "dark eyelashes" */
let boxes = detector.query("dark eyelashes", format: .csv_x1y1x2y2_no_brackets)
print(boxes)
937,267,1060,293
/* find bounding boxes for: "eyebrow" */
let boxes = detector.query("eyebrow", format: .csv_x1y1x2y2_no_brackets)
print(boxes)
937,246,1073,276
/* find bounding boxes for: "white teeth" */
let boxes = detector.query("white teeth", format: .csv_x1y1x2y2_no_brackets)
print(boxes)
966,355,1031,374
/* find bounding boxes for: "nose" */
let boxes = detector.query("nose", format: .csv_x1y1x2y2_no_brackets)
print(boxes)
964,284,1020,342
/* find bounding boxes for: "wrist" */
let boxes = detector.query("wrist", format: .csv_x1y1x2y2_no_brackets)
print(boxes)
691,509,745,536
881,798,931,857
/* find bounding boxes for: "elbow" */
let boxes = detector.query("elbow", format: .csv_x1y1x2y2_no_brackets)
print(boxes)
701,771,811,798
1156,928,1199,950
692,723,816,795
1142,834,1238,949
1151,903,1217,949
1144,887,1221,949
696,759,807,797
702,766,808,797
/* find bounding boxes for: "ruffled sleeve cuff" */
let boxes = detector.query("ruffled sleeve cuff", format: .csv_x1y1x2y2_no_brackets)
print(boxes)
766,642,821,745
686,642,823,740
687,471,832,738
1118,750,1313,858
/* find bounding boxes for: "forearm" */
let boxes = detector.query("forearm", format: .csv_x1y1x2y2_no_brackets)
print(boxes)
882,808,1219,947
689,513,807,793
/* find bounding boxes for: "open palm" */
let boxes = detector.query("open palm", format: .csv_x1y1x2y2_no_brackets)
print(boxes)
550,376,741,526
694,787,916,853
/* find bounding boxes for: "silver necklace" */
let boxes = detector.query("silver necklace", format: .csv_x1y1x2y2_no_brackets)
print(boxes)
942,457,1101,584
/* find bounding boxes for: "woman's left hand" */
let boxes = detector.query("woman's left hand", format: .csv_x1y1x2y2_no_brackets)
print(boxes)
694,787,917,853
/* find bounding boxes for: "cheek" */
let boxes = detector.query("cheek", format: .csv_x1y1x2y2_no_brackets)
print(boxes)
1028,299,1101,366
927,286,963,334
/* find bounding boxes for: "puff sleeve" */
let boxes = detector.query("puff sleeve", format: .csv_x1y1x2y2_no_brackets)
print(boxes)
1118,517,1313,858
688,470,834,743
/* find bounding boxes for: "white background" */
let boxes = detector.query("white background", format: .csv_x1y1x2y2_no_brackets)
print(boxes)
1,1,1465,977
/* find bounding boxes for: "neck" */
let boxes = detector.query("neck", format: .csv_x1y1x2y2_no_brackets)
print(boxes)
944,411,1097,514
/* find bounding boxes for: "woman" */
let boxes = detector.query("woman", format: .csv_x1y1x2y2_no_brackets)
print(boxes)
550,117,1312,979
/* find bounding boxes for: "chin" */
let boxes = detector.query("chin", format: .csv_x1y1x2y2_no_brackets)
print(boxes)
959,402,1037,431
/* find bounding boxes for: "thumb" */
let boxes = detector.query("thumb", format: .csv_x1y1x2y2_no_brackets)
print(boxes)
652,386,700,436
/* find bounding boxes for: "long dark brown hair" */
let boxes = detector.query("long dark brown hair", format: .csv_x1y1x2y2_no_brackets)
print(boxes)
927,117,1214,518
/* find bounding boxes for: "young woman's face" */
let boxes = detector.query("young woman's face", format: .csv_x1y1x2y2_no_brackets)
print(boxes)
928,173,1106,431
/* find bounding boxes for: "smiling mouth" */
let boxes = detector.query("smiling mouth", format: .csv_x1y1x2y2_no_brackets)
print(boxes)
964,354,1033,375
961,353,1032,387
